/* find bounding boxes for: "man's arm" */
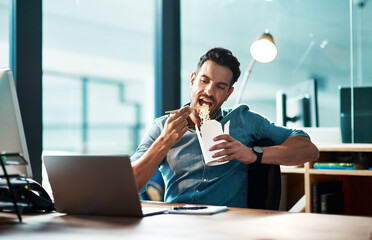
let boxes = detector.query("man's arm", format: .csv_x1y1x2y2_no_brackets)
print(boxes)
258,136,319,165
210,135,319,166
131,106,191,190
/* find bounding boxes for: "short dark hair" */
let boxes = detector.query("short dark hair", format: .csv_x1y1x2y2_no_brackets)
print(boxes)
196,47,241,87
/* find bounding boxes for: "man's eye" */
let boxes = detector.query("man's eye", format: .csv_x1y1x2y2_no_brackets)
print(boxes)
218,85,227,90
201,79,208,83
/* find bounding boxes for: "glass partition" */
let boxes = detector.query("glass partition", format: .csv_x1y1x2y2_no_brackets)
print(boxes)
181,0,372,144
348,0,372,143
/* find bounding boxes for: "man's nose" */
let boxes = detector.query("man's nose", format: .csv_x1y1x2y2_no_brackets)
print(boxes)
204,83,215,96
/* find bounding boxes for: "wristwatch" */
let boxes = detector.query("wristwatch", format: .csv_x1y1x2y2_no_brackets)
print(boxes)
252,146,264,164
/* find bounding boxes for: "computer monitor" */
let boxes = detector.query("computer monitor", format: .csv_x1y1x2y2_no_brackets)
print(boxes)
0,69,32,177
340,86,372,143
276,79,319,128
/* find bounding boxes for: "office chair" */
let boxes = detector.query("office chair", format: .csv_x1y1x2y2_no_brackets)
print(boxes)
140,169,164,201
248,139,281,210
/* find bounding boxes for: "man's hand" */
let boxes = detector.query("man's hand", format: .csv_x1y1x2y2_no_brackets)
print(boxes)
159,106,192,148
209,134,256,164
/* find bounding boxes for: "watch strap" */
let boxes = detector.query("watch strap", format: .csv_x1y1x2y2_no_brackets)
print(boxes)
253,146,263,164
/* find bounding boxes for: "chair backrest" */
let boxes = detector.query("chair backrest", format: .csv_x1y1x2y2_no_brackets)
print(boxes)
247,139,281,210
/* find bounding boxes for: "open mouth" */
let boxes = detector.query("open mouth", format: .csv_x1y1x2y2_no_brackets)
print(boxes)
198,98,213,107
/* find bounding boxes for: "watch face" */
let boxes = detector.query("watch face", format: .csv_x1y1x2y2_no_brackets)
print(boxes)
253,146,264,154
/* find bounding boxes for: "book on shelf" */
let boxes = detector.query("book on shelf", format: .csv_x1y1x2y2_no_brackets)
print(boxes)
320,192,344,214
313,162,355,170
311,181,343,214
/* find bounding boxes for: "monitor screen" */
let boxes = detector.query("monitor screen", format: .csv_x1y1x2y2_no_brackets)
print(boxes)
276,79,319,128
0,69,32,177
340,86,372,143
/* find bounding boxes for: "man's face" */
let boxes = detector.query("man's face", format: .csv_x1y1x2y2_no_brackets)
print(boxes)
190,60,234,119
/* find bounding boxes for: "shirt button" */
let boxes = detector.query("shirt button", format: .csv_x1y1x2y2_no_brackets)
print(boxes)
203,179,207,182
196,190,199,192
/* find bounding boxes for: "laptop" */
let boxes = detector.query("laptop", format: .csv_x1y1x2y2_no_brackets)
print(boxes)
43,155,168,217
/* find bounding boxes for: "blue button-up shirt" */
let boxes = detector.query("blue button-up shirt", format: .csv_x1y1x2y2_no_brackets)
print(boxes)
131,105,309,208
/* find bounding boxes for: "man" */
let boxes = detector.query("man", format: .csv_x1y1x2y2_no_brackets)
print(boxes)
131,47,319,208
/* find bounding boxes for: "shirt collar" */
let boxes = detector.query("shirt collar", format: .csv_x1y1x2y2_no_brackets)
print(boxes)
215,109,223,121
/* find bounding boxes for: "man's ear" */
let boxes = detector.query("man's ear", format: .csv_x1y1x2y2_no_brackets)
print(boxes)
224,87,234,102
190,72,196,87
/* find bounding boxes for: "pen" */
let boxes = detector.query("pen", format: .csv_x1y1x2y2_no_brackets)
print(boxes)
172,206,208,210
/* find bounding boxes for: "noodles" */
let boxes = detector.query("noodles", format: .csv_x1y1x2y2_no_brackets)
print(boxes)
199,105,210,125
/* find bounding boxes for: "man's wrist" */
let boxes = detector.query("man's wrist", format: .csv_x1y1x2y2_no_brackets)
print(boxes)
252,146,264,164
157,135,174,152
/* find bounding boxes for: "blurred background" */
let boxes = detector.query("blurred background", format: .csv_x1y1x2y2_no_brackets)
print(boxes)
0,0,371,157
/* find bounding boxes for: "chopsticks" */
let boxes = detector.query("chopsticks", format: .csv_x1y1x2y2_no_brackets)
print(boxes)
165,105,208,114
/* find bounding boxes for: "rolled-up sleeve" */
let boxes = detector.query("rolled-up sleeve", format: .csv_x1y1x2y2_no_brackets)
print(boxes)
130,116,166,162
259,117,310,144
240,106,310,145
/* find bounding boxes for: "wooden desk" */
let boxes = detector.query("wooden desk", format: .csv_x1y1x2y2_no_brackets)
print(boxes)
0,202,371,240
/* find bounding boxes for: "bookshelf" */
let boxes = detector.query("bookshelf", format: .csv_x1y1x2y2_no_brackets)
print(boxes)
281,143,372,216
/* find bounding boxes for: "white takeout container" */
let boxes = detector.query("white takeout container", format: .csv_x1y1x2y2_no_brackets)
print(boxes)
196,120,230,166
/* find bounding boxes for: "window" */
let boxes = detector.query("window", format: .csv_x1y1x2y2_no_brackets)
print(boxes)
181,0,364,129
43,0,155,155
0,0,9,68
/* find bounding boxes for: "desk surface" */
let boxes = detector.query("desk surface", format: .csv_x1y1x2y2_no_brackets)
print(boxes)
1,202,371,240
